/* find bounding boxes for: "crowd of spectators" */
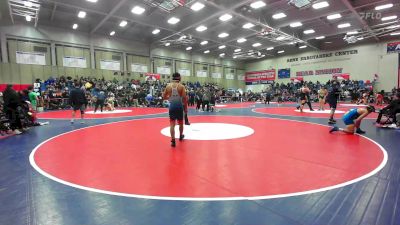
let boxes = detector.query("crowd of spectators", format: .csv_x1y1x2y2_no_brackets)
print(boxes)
242,79,397,104
0,76,229,135
1,75,400,136
33,76,231,110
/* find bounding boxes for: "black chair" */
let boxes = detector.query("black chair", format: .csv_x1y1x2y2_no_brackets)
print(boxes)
376,108,399,126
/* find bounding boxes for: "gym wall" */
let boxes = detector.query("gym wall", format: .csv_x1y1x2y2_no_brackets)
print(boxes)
0,24,246,90
245,40,400,92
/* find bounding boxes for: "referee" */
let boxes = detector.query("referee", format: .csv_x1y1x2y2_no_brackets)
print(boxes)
327,78,341,124
69,81,87,124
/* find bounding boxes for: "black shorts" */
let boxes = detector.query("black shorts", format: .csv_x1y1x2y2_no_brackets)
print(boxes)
169,108,184,121
327,98,337,109
73,104,85,113
300,93,306,101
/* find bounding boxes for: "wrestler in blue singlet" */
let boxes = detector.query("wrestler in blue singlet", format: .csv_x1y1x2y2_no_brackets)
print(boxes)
342,108,359,125
169,84,184,122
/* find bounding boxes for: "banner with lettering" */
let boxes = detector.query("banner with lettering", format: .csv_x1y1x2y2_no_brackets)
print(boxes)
296,68,343,76
132,64,149,73
156,66,171,75
145,73,160,81
178,69,191,77
211,72,222,79
286,50,358,63
245,70,276,85
332,73,350,80
63,56,87,68
16,51,46,65
290,77,304,83
387,41,400,54
100,60,120,71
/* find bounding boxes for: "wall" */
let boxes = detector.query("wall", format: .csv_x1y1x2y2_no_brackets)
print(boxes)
0,24,149,55
126,54,151,80
245,40,400,92
151,47,246,89
0,23,246,89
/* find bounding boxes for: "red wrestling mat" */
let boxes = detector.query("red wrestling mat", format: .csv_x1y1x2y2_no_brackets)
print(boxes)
37,107,168,119
253,107,377,119
30,116,386,200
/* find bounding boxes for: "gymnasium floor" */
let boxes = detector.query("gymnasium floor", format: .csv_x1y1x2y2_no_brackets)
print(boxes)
1,102,399,225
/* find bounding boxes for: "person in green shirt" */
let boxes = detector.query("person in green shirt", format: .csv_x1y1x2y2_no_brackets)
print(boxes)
28,86,38,110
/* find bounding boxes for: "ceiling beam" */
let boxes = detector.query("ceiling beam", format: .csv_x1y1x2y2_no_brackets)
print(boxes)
42,0,179,36
42,0,108,16
7,0,15,24
50,3,57,21
34,7,40,27
201,0,318,52
40,0,249,56
340,0,379,41
90,0,128,34
156,0,255,42
275,0,387,29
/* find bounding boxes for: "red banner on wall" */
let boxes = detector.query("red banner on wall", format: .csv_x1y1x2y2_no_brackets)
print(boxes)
290,77,304,82
145,73,161,81
0,84,31,92
245,70,276,82
332,73,350,80
387,41,400,54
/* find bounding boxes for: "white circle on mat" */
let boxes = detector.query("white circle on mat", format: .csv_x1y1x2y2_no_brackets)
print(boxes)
160,123,254,140
340,104,368,107
294,109,345,114
86,109,132,114
256,102,277,104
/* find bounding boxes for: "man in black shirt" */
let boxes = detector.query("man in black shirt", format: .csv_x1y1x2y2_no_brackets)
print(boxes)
376,92,400,125
132,91,139,107
69,82,87,124
327,79,341,124
2,84,23,134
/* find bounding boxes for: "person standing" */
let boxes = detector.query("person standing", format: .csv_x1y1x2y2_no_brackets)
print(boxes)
265,91,271,105
188,89,195,107
132,91,139,107
318,86,328,111
162,73,188,147
94,89,106,113
2,84,23,134
28,86,39,111
304,85,314,111
202,89,210,112
195,90,202,111
298,85,313,112
327,79,341,124
69,82,87,124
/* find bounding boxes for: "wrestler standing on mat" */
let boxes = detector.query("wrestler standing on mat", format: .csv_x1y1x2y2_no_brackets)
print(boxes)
299,85,313,112
162,73,188,147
